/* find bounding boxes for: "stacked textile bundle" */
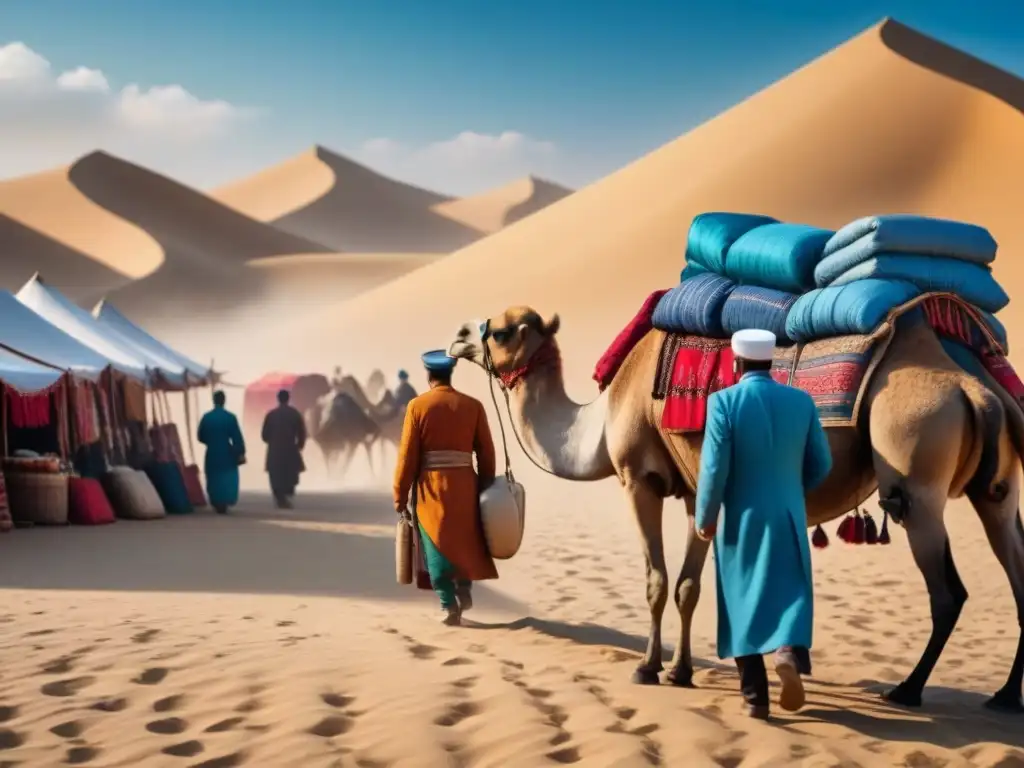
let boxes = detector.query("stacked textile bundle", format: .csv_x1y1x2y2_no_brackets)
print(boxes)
657,212,834,343
656,211,1008,347
788,215,1006,342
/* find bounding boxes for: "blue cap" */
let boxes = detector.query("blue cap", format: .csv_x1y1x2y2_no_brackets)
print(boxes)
397,369,409,380
421,349,456,373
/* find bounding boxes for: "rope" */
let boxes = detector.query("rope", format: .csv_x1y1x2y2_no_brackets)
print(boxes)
482,335,561,480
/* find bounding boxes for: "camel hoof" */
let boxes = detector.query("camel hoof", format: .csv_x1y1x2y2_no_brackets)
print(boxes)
664,669,696,688
882,683,922,708
631,668,661,686
984,689,1024,714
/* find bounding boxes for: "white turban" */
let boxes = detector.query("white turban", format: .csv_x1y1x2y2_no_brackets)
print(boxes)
731,329,776,361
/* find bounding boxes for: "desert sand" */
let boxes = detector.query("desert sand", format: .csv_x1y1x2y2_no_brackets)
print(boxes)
3,16,1024,768
431,176,574,234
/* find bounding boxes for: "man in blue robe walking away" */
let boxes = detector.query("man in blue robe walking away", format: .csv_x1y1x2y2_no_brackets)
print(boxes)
198,390,246,515
695,328,833,720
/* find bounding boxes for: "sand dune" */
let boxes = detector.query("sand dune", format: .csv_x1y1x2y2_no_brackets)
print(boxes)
0,151,333,322
259,19,1024,385
212,145,484,253
432,175,574,234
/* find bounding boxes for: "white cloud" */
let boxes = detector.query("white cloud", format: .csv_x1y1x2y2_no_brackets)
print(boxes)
359,130,559,195
0,41,50,82
56,66,109,93
0,41,254,181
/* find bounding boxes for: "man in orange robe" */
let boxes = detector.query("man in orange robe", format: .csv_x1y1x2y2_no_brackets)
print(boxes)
393,349,498,625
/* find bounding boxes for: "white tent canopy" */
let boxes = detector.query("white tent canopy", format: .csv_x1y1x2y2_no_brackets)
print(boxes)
93,299,211,384
0,346,64,394
0,290,114,382
16,275,186,386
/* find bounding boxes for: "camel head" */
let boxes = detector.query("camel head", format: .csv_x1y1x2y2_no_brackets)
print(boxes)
449,306,561,389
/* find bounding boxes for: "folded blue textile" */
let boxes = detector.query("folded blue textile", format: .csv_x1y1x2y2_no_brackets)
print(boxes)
679,262,707,281
786,279,921,342
724,223,833,293
652,272,735,337
684,212,777,275
827,254,1009,313
720,285,798,343
816,217,998,287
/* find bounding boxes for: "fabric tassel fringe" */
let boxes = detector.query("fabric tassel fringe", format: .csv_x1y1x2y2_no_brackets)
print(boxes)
811,524,829,549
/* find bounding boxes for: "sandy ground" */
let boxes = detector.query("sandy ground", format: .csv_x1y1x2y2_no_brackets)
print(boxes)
0,473,1022,767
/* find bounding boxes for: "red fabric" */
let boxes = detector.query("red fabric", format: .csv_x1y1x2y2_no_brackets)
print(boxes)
661,338,737,432
811,525,829,549
74,382,98,446
593,290,669,391
500,342,562,390
983,351,1024,401
183,464,208,507
6,389,52,428
68,477,116,525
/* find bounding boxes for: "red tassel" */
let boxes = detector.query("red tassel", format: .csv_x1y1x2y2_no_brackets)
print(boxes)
852,512,866,544
811,524,829,549
837,515,854,543
878,510,891,545
863,512,878,545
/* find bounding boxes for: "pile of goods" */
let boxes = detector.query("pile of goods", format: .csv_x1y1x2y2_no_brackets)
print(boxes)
3,453,71,526
101,466,166,520
654,212,1008,348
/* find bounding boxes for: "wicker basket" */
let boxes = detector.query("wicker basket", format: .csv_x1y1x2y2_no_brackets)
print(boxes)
5,471,69,525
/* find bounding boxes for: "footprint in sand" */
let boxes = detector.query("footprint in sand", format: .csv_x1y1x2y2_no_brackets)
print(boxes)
442,657,474,667
147,717,189,735
452,677,478,690
0,706,19,723
309,715,354,738
546,747,581,764
132,629,161,644
154,695,187,713
434,701,481,727
65,745,99,764
406,643,439,660
50,720,85,739
163,740,205,758
321,693,355,709
276,620,295,627
91,697,128,713
41,655,77,674
204,717,245,733
133,668,169,685
25,628,57,637
0,729,26,750
41,677,96,697
189,751,246,767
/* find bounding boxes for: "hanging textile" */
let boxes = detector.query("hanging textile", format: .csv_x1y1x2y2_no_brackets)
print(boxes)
5,385,56,429
74,381,99,446
122,379,147,422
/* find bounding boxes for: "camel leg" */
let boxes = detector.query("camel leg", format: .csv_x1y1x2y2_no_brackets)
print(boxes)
883,487,968,708
626,481,668,684
336,443,357,480
971,474,1024,713
364,439,376,476
665,496,712,688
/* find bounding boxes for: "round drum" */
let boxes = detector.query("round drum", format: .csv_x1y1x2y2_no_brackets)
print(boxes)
480,477,526,559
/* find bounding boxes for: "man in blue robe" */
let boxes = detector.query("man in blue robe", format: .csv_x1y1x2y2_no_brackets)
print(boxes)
197,390,246,515
695,328,833,719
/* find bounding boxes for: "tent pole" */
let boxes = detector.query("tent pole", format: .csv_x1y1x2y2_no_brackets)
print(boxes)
183,389,195,465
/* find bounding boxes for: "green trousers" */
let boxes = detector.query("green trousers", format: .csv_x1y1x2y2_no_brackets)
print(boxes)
418,522,471,609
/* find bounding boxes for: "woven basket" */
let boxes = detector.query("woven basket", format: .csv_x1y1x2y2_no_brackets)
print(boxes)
102,469,166,520
5,471,69,525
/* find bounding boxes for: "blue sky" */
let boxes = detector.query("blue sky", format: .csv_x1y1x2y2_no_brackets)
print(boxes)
0,0,1021,194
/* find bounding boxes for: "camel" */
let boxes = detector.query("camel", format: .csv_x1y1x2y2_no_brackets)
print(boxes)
336,376,405,466
448,305,1024,714
305,391,379,479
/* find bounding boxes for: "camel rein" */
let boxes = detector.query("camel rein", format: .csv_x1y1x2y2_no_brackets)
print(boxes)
480,332,563,480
